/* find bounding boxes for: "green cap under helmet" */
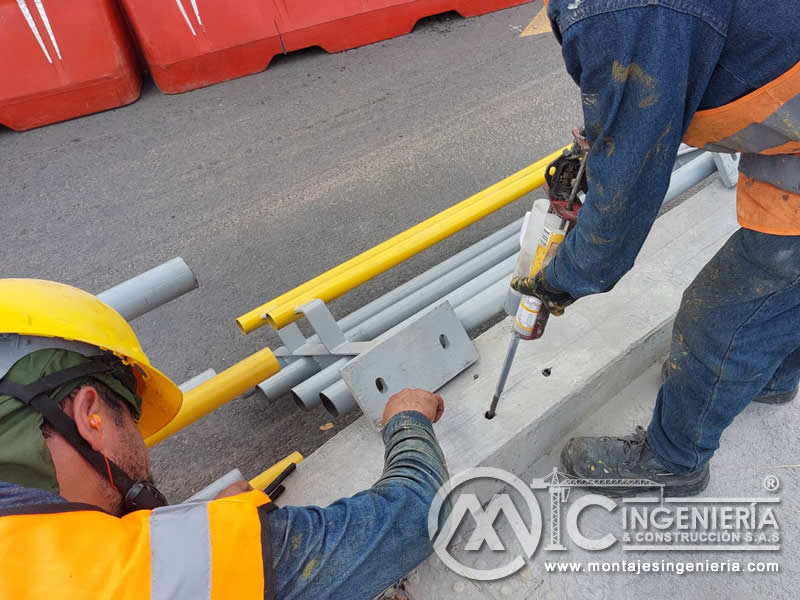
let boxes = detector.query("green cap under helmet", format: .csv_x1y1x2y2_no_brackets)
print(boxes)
0,343,141,493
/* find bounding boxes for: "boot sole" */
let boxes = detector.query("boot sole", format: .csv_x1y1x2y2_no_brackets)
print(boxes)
581,467,710,498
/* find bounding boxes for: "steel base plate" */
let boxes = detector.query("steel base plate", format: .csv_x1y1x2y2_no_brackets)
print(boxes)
340,301,478,428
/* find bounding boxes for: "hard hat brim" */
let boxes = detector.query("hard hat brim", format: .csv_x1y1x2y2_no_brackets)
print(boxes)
134,362,183,439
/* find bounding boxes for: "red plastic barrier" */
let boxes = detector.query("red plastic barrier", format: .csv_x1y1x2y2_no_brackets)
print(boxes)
274,0,531,54
0,0,141,131
120,0,531,94
120,0,284,94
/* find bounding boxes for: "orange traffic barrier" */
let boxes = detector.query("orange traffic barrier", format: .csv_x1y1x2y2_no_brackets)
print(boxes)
275,0,532,54
0,0,141,131
119,0,284,94
119,0,531,94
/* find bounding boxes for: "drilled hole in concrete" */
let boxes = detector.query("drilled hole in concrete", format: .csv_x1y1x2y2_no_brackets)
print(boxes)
542,368,552,377
439,334,450,349
376,377,387,393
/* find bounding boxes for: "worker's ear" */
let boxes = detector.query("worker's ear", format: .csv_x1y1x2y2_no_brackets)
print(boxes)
67,386,108,453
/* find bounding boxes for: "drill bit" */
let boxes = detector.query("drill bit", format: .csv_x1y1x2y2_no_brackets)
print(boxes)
485,333,520,419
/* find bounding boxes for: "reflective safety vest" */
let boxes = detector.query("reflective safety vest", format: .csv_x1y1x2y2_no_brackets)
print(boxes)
684,60,800,236
0,490,275,600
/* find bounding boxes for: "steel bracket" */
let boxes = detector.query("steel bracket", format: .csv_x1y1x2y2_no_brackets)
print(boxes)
340,301,478,429
273,299,378,359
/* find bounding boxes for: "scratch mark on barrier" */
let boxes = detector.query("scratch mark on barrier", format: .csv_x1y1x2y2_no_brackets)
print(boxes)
189,0,203,26
34,0,60,59
16,0,52,63
175,0,197,36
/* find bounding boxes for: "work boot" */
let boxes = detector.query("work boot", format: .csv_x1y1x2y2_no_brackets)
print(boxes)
560,426,710,497
661,361,798,404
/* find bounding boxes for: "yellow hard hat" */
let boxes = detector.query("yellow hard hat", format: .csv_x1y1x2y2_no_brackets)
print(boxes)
0,279,182,438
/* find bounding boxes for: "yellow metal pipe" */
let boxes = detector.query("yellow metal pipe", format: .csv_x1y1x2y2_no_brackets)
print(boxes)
146,347,281,446
236,150,566,335
249,451,304,491
237,146,567,332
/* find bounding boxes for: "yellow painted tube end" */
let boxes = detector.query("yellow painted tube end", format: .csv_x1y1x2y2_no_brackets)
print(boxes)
249,451,304,491
145,347,281,447
236,310,266,335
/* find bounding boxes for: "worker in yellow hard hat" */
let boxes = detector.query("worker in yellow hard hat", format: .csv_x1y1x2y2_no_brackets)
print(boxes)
0,279,449,599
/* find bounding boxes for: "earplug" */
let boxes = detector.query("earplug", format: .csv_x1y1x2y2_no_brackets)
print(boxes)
89,414,102,431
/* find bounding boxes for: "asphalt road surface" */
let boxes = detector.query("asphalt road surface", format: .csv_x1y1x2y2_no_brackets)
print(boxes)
1,2,581,500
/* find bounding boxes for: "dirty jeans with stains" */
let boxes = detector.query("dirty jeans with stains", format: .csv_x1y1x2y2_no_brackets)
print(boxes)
267,410,449,599
647,228,800,473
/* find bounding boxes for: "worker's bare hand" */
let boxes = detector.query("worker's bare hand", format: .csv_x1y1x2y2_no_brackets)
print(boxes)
215,480,253,499
382,388,445,425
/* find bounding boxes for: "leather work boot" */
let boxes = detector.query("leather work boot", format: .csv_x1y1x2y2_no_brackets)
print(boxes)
560,426,710,497
661,361,798,404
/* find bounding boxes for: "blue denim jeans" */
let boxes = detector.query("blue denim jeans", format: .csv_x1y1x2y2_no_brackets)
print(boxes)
647,228,800,473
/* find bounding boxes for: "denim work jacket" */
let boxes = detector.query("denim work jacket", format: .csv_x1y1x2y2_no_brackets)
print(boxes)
543,0,800,298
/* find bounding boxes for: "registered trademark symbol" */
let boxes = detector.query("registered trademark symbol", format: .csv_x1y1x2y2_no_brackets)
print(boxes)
763,474,780,493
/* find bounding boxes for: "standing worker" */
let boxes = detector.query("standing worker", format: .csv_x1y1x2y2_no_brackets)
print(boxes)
513,1,800,495
0,279,448,599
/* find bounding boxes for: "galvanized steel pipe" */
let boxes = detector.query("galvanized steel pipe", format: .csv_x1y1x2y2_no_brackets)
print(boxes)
664,152,716,204
237,147,568,333
98,257,198,321
258,218,524,402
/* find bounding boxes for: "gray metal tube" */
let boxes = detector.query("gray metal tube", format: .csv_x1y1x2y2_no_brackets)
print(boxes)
98,257,198,321
321,263,516,417
454,276,509,332
664,152,716,205
184,468,245,503
291,243,519,409
320,380,355,417
315,255,516,415
258,218,524,401
178,369,217,393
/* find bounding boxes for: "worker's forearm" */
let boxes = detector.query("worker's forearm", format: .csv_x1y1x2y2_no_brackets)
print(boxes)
374,410,449,498
267,411,448,600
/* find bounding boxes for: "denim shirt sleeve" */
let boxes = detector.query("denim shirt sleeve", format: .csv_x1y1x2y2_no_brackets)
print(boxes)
266,411,449,599
544,0,728,297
